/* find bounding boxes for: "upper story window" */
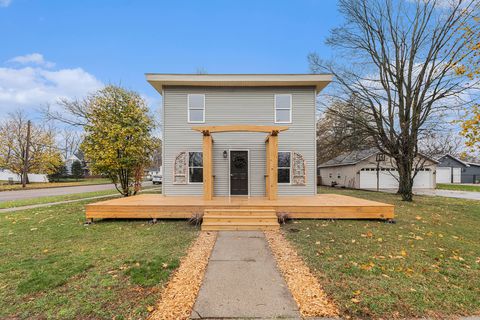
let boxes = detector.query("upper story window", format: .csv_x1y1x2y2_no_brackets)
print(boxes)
188,151,203,183
188,94,205,123
278,151,291,184
275,94,292,123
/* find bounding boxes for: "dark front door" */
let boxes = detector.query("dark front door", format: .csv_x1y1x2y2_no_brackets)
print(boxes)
230,150,249,195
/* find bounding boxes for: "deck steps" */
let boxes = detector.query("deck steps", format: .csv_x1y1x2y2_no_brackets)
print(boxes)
201,209,280,231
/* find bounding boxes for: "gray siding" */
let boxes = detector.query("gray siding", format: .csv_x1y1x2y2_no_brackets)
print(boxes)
163,86,316,196
438,155,480,183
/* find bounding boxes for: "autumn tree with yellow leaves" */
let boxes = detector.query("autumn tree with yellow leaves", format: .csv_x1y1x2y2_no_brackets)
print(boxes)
0,111,62,187
80,86,156,196
457,16,480,152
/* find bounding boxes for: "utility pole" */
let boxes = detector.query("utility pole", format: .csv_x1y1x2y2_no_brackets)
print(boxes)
375,153,385,191
22,120,31,188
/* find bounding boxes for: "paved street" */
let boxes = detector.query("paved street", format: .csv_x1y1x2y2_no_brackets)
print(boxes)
375,188,480,201
0,182,154,202
414,189,480,201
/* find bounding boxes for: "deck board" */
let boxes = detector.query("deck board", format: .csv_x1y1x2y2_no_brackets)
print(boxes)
86,194,394,220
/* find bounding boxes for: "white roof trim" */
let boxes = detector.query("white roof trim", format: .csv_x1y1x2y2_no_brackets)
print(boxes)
145,74,333,95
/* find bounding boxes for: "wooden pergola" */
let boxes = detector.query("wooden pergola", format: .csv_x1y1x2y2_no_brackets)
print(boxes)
192,125,289,200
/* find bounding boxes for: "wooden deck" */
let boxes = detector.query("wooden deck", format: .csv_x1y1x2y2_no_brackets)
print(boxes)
85,194,394,221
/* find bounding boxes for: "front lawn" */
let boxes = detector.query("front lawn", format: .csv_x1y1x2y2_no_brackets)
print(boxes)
437,183,480,192
0,199,198,319
285,187,480,319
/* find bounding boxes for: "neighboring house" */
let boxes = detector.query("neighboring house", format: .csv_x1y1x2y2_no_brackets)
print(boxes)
0,169,48,183
437,154,480,184
65,154,81,175
318,148,438,190
146,74,332,197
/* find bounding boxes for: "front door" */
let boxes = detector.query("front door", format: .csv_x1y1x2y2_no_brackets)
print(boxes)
230,150,249,195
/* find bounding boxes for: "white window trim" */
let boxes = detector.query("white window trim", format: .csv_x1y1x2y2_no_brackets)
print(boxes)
278,151,292,185
274,94,292,124
187,94,205,124
188,151,204,184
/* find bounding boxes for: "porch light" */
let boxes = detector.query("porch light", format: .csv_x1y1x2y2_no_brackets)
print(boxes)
223,150,228,159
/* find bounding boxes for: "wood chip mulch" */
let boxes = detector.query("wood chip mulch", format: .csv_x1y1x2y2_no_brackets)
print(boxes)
148,231,217,320
264,231,339,318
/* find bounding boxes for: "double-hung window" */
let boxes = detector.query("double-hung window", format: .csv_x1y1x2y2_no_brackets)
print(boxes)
188,152,203,183
188,94,205,123
274,94,292,123
278,151,291,184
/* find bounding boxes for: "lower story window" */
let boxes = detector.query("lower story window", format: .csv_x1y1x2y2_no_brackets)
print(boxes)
189,151,203,183
278,151,291,183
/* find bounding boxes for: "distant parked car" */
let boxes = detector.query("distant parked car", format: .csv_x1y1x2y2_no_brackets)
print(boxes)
152,175,162,184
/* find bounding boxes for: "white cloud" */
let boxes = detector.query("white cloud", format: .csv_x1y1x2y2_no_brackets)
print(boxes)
7,53,55,68
0,55,104,117
0,0,11,7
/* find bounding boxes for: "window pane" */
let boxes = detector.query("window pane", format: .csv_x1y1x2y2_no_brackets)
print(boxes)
189,168,203,183
189,94,204,109
278,152,291,167
278,168,290,183
276,109,290,122
189,152,203,167
189,109,204,122
275,95,291,109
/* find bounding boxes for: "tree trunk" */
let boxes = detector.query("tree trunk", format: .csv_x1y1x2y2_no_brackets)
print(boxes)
396,158,414,201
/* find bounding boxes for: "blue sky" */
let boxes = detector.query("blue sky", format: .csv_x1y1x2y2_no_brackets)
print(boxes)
0,0,340,119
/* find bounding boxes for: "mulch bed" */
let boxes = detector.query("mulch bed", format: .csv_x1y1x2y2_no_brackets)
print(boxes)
265,230,339,318
148,231,217,320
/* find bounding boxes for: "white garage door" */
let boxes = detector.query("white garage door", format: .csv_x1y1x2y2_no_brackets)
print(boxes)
359,168,433,189
453,168,461,183
437,167,452,183
436,167,461,184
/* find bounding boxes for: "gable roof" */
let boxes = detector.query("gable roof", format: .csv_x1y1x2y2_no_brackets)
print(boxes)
145,74,332,95
318,148,379,168
318,148,439,168
438,153,470,167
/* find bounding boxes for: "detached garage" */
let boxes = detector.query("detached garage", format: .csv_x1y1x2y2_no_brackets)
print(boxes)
318,148,438,190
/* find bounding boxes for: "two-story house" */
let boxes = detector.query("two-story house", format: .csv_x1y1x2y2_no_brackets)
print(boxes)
146,74,331,198
86,74,395,228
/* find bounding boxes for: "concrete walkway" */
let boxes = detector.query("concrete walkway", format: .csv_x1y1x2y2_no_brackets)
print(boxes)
414,188,480,200
191,231,300,319
373,188,480,201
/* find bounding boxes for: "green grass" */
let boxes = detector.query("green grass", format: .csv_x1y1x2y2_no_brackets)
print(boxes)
437,183,480,192
0,178,111,192
285,187,480,319
0,199,198,319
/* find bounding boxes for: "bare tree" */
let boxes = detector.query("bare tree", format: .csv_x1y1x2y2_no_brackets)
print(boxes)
59,129,82,160
317,96,375,164
419,131,464,159
310,0,479,200
43,98,91,127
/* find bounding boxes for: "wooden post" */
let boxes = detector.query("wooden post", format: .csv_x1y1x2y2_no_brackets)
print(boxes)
265,137,270,197
202,131,213,200
268,132,278,200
